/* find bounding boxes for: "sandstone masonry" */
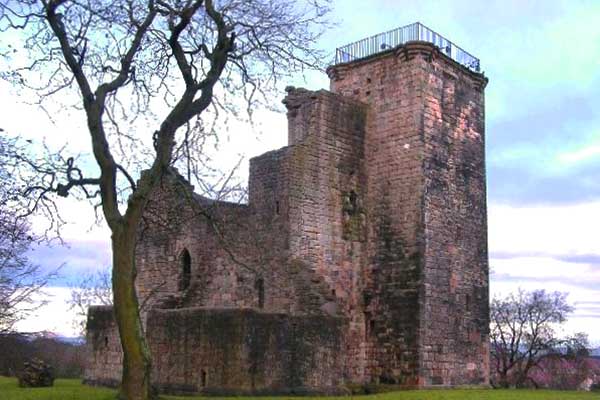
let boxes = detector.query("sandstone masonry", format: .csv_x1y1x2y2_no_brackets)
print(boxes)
85,40,489,394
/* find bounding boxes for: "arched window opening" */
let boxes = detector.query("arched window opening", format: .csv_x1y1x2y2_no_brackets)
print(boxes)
179,249,191,291
255,278,264,309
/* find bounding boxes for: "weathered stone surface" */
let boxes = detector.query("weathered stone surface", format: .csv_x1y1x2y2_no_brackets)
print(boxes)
18,358,55,388
328,41,489,386
85,308,346,395
85,40,489,394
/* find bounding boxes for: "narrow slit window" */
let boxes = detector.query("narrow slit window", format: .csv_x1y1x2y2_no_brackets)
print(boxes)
179,249,191,291
256,278,264,309
364,313,375,339
200,369,207,387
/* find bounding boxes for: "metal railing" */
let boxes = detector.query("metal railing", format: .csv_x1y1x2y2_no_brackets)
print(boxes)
334,22,480,72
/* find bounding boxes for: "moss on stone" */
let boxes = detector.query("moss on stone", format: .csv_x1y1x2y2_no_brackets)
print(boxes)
341,190,366,242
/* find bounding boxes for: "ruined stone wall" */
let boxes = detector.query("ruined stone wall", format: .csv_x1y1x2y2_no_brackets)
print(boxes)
283,88,368,280
134,178,261,314
85,306,345,395
281,89,371,379
247,147,304,313
135,157,345,318
148,308,345,395
83,306,122,386
247,146,332,316
135,170,302,316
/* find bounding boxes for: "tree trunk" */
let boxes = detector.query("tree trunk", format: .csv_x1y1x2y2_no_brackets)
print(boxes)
112,223,153,400
498,370,510,388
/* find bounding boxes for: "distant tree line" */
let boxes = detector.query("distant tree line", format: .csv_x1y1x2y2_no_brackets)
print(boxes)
0,332,85,378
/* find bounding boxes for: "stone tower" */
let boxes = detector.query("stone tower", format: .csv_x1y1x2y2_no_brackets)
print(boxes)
85,23,489,394
326,32,489,386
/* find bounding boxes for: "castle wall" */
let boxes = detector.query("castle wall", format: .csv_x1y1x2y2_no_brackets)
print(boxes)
134,156,345,318
134,180,261,313
149,308,344,395
281,89,371,379
83,306,122,387
84,306,345,395
135,170,302,315
247,148,304,313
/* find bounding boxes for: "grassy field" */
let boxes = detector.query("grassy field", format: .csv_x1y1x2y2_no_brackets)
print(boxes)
0,377,598,400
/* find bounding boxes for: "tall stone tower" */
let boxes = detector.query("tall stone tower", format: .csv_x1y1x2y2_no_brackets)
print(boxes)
325,24,489,386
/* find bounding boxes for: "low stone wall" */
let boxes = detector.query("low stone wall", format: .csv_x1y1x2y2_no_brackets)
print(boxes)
84,306,346,395
83,305,122,388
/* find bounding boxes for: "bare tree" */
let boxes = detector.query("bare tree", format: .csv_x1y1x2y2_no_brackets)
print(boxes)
0,136,55,334
68,269,112,336
490,289,588,388
0,1,330,399
0,212,48,333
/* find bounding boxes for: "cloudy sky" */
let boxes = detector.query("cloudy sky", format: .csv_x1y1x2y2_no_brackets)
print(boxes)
2,0,600,342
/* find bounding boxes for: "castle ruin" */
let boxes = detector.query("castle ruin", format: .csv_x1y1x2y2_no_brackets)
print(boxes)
85,23,490,395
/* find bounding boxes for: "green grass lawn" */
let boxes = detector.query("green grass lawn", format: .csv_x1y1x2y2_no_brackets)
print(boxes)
0,377,597,400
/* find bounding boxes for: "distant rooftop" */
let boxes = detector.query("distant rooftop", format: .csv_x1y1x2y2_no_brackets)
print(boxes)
334,22,481,72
